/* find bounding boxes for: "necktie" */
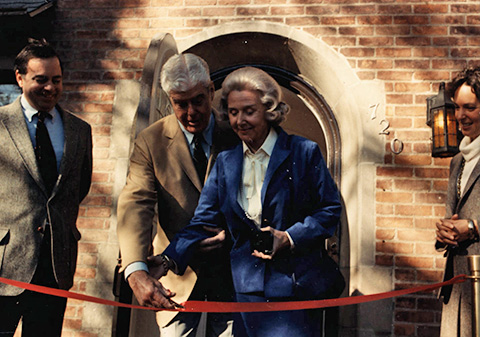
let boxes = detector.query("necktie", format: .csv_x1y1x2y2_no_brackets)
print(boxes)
35,111,58,194
193,134,207,184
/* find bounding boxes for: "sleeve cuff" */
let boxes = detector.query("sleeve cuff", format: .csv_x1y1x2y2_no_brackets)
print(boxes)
285,231,295,250
124,261,149,280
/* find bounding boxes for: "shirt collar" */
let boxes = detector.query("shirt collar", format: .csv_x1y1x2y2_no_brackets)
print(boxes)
178,112,214,147
20,94,57,122
242,127,278,157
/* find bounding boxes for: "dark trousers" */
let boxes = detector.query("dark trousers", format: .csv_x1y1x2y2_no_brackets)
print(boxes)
0,229,67,337
0,290,67,337
235,292,324,337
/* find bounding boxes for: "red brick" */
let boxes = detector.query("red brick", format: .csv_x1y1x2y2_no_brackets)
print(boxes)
203,7,235,16
394,323,416,335
78,243,99,254
394,16,429,25
377,217,413,228
452,4,480,13
75,267,96,279
237,6,269,16
254,0,287,3
321,16,355,25
321,36,355,44
376,229,396,240
151,0,183,5
432,36,468,46
377,48,411,57
395,256,434,268
451,47,480,58
359,37,394,47
378,5,412,15
395,297,416,309
417,270,443,282
81,230,110,242
340,5,376,15
396,205,432,217
77,218,107,229
271,6,304,15
395,269,416,281
414,4,448,14
377,167,414,178
378,71,414,81
306,7,341,17
63,318,83,330
397,229,435,242
285,16,320,25
377,179,393,191
415,168,449,179
358,15,392,25
417,325,441,337
85,205,112,217
377,242,414,254
376,254,394,266
78,254,98,266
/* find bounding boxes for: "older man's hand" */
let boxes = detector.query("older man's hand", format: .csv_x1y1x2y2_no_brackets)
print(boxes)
197,226,226,253
127,270,180,309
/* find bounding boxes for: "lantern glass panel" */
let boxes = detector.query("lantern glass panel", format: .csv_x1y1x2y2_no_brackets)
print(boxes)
446,108,458,146
433,108,445,148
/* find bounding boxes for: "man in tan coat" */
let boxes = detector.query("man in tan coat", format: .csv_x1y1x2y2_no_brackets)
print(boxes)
117,53,238,336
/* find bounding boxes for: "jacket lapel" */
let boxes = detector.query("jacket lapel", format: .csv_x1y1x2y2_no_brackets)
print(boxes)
447,155,462,215
0,98,44,190
223,145,257,228
457,156,480,212
55,107,79,193
208,122,224,176
164,116,203,192
261,128,290,203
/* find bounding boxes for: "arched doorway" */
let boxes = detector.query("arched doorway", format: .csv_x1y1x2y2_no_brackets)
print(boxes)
111,21,389,337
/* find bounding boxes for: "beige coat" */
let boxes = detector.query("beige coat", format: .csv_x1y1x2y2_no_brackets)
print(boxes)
117,113,237,327
0,97,92,295
438,153,480,337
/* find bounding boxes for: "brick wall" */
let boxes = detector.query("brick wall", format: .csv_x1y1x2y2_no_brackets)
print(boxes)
47,1,480,336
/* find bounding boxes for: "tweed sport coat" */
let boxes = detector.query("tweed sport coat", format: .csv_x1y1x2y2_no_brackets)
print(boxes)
116,112,238,326
0,97,92,296
437,152,480,337
164,128,342,300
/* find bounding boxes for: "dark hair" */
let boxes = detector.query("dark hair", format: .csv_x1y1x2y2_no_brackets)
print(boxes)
14,38,62,74
448,66,480,101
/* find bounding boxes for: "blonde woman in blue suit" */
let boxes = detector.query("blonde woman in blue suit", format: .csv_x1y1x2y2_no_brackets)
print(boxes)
153,67,344,336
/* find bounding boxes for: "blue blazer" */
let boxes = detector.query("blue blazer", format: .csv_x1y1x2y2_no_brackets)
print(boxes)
164,128,342,299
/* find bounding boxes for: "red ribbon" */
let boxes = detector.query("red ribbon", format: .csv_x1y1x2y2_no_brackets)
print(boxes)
0,274,466,313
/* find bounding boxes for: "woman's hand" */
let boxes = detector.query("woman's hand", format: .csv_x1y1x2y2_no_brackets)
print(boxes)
252,226,291,260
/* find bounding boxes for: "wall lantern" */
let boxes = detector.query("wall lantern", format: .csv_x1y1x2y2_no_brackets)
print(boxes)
426,82,462,157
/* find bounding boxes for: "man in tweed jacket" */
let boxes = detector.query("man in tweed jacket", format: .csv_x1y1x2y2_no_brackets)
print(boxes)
0,39,92,337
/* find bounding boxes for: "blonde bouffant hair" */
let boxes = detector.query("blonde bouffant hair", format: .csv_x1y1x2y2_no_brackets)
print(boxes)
220,67,289,126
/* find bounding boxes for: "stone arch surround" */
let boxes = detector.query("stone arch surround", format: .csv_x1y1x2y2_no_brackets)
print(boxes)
110,21,392,335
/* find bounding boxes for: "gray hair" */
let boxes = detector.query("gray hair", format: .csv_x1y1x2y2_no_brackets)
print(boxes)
160,53,211,94
220,67,289,126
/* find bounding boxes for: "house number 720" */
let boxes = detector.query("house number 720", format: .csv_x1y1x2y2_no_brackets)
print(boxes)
369,104,404,154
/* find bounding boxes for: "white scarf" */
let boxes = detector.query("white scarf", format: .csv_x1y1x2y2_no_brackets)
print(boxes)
458,136,480,196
